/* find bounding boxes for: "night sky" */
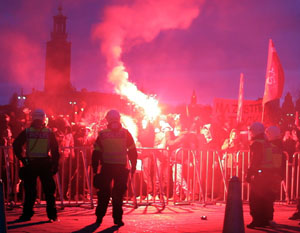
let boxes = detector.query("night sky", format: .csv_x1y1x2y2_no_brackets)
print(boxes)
0,0,300,106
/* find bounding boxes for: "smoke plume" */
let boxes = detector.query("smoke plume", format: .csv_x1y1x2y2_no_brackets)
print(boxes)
93,0,204,118
94,0,203,67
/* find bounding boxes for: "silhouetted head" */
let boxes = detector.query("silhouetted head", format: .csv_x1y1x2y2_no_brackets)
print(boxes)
248,122,264,140
31,109,46,128
105,109,121,124
265,126,281,141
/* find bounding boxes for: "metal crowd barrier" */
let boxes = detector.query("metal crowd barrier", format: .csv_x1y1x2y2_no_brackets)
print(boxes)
59,146,94,209
1,146,299,209
0,146,95,209
285,152,300,202
132,148,250,205
123,148,167,209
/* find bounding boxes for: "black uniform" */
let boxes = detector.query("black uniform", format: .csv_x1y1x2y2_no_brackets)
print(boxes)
92,121,137,226
13,125,60,221
247,133,283,227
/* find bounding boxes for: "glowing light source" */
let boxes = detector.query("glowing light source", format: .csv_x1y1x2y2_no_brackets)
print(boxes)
121,114,138,142
94,0,204,123
18,96,26,100
109,64,161,121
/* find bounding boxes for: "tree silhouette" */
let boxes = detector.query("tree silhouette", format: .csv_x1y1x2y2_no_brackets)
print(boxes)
282,92,295,114
280,92,295,130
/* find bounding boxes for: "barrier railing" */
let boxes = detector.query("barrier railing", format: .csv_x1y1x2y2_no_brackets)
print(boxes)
1,146,299,209
128,148,167,208
59,146,94,209
286,152,300,202
0,146,18,207
133,148,250,205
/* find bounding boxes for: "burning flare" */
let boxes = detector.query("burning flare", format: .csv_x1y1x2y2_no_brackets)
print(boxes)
93,0,204,120
109,63,161,120
121,114,138,142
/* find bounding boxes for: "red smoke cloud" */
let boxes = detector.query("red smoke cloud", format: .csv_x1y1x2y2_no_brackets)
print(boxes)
0,31,44,88
92,0,204,117
93,0,204,67
0,0,53,92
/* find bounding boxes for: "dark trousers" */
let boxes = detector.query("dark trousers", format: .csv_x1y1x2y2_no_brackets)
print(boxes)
22,158,57,219
249,173,278,223
95,165,129,222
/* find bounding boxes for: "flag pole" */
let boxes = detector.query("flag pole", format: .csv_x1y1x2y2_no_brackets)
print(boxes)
262,39,273,123
237,73,244,124
261,102,265,123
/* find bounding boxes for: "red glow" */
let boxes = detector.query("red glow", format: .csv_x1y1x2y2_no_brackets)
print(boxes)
93,0,204,119
0,31,44,88
121,114,138,142
108,64,161,120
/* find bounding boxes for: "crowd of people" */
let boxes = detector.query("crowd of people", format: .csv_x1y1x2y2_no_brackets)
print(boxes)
1,106,300,227
1,106,299,158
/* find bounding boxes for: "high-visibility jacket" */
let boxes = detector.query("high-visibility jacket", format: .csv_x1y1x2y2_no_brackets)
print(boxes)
255,139,282,170
26,127,50,158
95,128,131,165
268,143,283,169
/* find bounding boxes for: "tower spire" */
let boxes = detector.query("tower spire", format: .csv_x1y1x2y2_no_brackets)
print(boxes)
58,4,62,15
44,5,71,93
51,5,67,41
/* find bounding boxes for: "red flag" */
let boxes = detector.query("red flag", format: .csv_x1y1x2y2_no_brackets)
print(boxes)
262,39,285,105
236,73,244,124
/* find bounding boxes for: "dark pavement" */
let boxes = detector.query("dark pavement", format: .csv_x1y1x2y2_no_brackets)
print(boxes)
4,202,300,233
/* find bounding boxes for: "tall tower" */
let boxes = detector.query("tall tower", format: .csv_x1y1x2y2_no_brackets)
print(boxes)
44,6,71,93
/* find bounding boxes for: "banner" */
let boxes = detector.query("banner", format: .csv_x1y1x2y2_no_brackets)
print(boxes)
262,39,285,105
213,98,262,126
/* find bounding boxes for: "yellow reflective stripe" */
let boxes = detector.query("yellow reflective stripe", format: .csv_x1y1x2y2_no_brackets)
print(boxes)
271,144,282,168
26,127,50,157
102,138,127,164
28,138,48,152
255,139,282,169
99,128,127,164
262,146,273,168
102,138,126,152
254,139,265,144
